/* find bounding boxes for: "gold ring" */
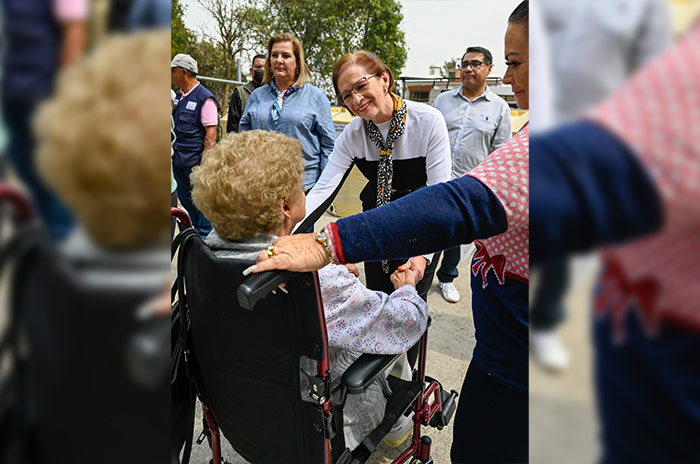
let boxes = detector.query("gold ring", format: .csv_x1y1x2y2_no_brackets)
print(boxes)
266,245,276,257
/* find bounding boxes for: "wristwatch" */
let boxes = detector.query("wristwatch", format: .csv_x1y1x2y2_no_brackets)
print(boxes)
315,229,335,264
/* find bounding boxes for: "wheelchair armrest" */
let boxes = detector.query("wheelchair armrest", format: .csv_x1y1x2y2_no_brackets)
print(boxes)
341,353,401,394
237,270,296,310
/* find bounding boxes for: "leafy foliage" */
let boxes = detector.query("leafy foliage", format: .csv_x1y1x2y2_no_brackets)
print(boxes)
180,0,407,98
441,58,457,79
171,0,194,57
248,0,407,95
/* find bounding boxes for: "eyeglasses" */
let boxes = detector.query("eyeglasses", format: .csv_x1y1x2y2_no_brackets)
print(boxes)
339,73,381,104
460,60,488,70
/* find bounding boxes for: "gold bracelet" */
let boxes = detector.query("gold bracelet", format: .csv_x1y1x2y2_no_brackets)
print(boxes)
315,229,335,265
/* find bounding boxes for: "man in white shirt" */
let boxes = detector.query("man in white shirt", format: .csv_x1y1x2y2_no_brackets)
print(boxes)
432,46,512,303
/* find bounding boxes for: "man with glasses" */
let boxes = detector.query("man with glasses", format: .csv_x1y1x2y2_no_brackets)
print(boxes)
433,46,511,303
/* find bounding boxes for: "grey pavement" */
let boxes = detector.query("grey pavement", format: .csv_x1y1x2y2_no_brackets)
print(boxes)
529,256,601,464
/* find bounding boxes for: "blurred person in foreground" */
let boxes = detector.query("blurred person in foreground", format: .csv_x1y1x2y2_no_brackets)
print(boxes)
191,130,428,450
128,0,170,30
529,18,700,462
251,2,531,462
29,30,170,463
433,45,511,304
171,53,219,237
239,33,335,195
530,0,672,372
227,54,266,133
0,0,88,240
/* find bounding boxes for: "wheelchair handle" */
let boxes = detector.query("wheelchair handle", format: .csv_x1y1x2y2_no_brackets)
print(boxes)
237,270,295,310
0,183,35,222
171,207,192,228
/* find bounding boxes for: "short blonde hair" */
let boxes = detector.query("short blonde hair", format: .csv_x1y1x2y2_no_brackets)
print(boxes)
262,33,312,88
191,130,304,241
34,31,171,249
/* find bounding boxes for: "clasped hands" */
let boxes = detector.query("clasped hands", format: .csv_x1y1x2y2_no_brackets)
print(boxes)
246,233,427,290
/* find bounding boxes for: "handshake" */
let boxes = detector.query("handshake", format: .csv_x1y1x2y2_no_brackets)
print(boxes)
391,256,427,290
344,255,426,290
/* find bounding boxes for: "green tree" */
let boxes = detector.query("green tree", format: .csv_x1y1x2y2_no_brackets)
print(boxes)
197,0,257,111
441,58,457,79
247,0,407,96
171,0,194,57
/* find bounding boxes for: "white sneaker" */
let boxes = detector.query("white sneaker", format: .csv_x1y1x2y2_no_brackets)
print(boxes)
439,282,460,303
384,411,414,447
531,330,570,372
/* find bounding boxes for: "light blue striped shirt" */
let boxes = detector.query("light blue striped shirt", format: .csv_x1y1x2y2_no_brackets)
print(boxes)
433,86,511,179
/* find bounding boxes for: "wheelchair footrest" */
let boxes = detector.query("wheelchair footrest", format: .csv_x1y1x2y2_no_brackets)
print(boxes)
428,387,459,429
350,376,422,463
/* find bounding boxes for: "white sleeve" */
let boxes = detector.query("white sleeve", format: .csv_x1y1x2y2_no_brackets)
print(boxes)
424,113,451,186
319,265,428,355
296,131,354,232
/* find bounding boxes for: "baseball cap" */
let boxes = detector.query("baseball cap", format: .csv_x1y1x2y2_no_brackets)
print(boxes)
171,54,198,74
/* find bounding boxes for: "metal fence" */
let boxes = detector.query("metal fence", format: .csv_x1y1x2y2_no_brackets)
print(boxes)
197,76,246,117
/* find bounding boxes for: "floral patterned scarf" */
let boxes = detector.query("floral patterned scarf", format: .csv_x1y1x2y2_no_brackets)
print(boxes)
363,92,407,272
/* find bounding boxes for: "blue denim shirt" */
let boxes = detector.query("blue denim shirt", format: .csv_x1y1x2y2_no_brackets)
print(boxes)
240,80,336,190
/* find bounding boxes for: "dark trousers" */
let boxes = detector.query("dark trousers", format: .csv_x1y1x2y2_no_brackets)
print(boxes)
530,260,569,330
2,101,74,240
450,362,528,463
436,246,461,283
365,254,440,368
173,164,211,237
363,252,440,303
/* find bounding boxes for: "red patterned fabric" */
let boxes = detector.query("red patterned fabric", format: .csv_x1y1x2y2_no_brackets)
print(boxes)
325,222,346,265
467,127,530,285
588,25,700,334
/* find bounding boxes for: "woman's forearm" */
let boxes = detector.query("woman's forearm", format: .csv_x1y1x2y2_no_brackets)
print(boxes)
530,121,663,265
332,176,507,263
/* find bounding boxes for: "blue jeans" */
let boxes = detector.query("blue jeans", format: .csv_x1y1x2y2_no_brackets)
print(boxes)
436,246,461,283
173,165,211,237
2,101,74,240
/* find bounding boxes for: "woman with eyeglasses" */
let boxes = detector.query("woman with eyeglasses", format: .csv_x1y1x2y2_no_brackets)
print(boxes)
251,2,529,461
302,50,451,301
239,33,335,194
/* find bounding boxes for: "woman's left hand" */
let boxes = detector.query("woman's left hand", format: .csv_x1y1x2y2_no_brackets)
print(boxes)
246,233,330,274
398,256,427,281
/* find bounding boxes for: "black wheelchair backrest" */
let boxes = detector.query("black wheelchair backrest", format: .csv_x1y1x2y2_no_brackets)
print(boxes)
9,228,168,464
179,235,332,464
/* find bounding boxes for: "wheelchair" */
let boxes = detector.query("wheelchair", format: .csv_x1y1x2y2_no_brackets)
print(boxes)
171,207,458,464
0,183,169,464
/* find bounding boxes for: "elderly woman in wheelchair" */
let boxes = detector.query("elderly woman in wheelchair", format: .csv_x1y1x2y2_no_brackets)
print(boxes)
189,129,429,452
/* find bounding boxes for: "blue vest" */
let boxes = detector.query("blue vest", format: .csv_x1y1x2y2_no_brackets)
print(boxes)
1,0,61,103
172,83,219,168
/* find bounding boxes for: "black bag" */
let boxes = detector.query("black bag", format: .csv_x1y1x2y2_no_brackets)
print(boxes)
171,228,200,464
0,228,45,464
0,323,32,464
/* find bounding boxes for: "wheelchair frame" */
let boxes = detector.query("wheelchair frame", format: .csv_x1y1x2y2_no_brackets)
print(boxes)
171,207,457,464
